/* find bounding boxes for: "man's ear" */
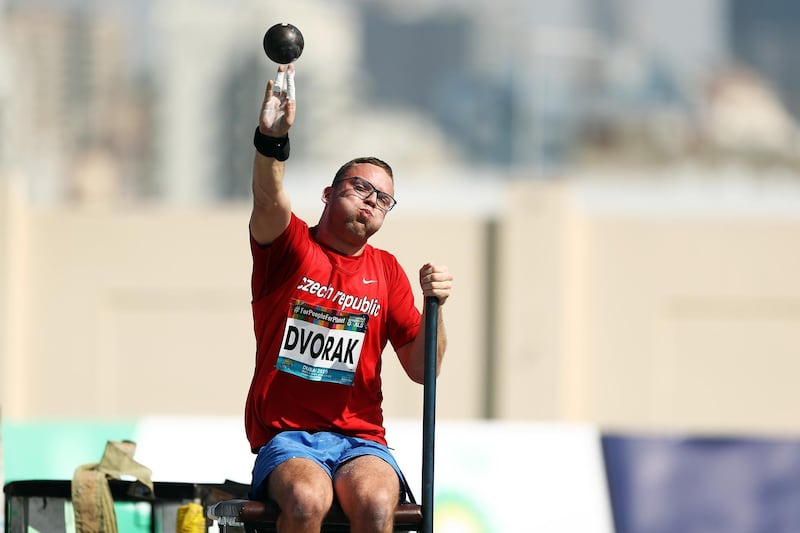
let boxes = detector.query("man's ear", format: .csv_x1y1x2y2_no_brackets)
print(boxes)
321,186,332,203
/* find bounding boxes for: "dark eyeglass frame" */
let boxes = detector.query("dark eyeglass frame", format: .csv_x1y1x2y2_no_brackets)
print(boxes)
332,176,397,212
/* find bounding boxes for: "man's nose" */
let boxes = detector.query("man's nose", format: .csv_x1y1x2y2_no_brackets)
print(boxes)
363,190,378,205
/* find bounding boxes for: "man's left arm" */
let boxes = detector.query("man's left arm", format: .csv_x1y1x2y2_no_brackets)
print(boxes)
397,263,453,384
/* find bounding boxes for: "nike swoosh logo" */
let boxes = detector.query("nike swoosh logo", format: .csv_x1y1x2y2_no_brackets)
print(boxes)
362,278,378,285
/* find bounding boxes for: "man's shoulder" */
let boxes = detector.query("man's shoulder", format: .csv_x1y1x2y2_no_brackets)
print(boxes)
274,212,313,244
251,212,312,254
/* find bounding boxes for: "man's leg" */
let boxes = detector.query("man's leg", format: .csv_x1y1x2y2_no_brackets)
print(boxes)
268,457,334,533
333,455,400,533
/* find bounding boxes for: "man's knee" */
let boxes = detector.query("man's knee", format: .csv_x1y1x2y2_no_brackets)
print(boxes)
269,459,334,522
282,480,332,521
361,489,398,526
340,483,398,530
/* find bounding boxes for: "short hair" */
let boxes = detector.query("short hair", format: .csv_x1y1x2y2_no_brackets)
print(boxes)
332,157,394,184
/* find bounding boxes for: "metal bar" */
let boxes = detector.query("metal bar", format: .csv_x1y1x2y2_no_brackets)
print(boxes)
421,296,439,533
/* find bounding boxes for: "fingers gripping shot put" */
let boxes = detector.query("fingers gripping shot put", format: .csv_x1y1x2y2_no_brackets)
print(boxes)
244,38,453,533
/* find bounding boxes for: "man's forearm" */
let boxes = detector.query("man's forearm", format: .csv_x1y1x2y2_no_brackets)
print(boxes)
250,151,291,245
252,152,285,205
406,308,447,384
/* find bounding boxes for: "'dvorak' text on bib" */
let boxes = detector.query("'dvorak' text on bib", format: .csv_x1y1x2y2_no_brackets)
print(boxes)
276,299,368,385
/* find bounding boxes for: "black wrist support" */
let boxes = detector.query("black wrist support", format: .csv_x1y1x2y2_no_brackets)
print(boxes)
253,127,290,161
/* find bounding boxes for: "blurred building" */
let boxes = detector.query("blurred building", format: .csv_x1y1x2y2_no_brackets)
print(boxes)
704,68,799,155
147,0,463,204
730,0,800,121
3,0,800,206
6,0,797,206
1,3,150,205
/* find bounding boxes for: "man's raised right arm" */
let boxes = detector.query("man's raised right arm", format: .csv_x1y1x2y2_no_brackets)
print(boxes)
250,64,296,246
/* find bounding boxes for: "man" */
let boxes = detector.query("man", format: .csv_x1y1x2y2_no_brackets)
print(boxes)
245,63,453,533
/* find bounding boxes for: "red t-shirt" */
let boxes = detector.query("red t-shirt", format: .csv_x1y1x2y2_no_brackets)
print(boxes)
245,213,421,452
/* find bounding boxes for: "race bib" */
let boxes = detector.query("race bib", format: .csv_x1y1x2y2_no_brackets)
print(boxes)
276,300,369,385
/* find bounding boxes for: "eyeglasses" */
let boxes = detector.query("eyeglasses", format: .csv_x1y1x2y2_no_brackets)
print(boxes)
333,176,397,212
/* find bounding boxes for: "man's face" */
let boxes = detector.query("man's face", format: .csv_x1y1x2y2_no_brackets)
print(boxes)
323,163,395,243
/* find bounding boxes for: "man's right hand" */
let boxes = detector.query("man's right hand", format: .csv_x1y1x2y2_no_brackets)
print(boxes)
260,64,296,137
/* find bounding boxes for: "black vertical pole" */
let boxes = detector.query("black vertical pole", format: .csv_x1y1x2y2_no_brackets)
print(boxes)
421,296,439,533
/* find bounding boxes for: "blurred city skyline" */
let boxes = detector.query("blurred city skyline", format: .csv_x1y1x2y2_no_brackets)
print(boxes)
1,0,799,206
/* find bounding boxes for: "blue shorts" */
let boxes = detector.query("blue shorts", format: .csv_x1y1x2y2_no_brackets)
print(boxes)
249,431,410,503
